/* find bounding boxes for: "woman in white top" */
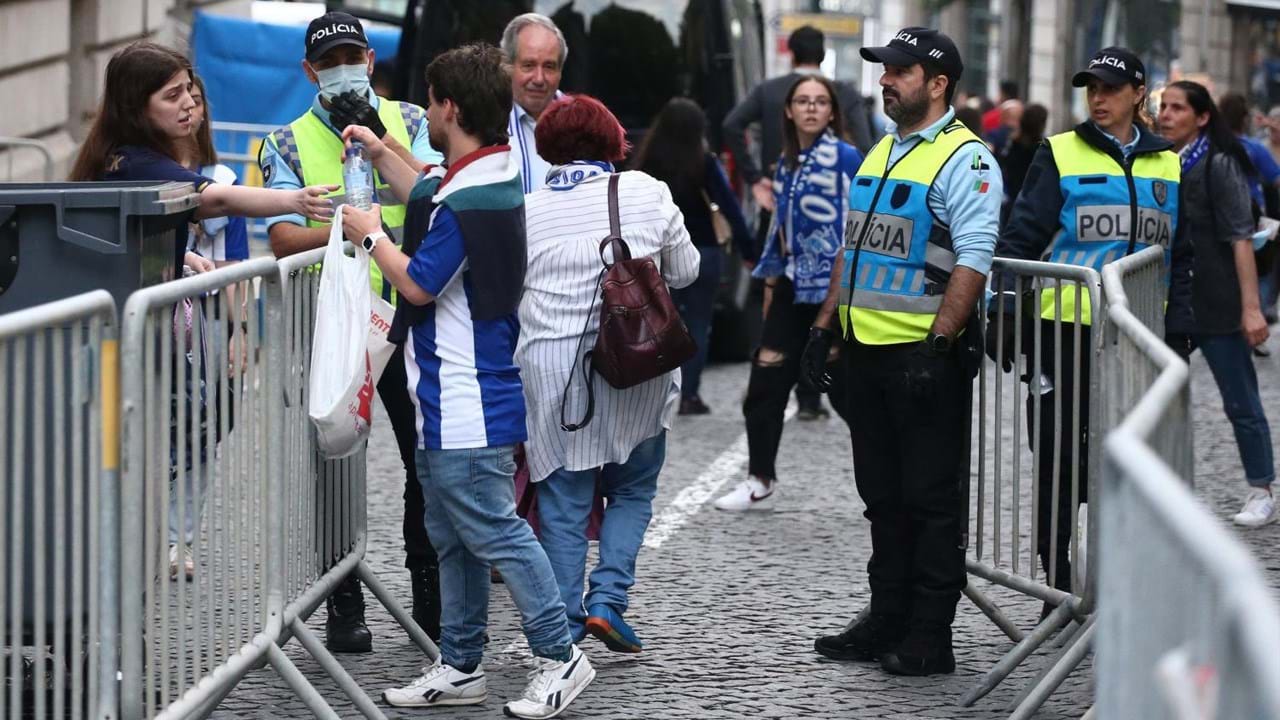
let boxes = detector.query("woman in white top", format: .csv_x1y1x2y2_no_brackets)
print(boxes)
519,95,699,652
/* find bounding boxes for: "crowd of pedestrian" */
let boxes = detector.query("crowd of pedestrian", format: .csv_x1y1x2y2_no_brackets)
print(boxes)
63,7,1280,717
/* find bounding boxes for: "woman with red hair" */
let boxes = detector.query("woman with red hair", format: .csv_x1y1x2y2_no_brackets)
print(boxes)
518,94,700,653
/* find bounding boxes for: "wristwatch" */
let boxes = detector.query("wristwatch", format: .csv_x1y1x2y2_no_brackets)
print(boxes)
925,331,953,354
361,231,388,253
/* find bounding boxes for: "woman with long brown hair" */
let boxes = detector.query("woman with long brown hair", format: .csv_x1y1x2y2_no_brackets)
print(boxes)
631,98,754,415
70,41,333,275
714,73,864,512
180,75,249,269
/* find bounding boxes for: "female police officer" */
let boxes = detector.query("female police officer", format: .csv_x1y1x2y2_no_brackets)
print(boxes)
986,47,1194,611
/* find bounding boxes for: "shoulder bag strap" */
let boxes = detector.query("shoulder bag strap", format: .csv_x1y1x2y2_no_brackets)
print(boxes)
560,174,623,432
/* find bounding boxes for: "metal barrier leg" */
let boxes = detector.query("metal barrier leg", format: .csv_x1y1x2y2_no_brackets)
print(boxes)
264,643,344,720
962,584,1024,643
287,617,388,720
958,602,1075,707
1006,616,1096,720
356,561,439,659
1053,618,1081,649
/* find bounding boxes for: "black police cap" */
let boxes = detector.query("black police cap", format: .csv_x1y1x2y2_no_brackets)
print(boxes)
305,11,368,64
860,27,964,82
1072,47,1146,88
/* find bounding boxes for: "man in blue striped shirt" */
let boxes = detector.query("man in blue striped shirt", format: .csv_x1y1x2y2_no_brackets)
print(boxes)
339,44,595,719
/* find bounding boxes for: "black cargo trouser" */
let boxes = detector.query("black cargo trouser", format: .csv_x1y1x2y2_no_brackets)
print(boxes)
378,344,436,571
847,337,970,626
1025,321,1091,593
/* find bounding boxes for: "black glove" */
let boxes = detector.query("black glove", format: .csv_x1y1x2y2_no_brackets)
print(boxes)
984,311,1017,373
330,91,387,139
800,326,835,392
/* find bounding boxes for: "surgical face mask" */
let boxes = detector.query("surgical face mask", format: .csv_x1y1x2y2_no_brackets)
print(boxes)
315,62,370,100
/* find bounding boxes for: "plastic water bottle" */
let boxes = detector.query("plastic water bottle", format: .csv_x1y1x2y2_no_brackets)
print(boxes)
342,144,374,210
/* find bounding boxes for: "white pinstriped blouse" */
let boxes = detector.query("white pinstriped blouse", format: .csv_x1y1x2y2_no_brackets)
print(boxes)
517,170,701,482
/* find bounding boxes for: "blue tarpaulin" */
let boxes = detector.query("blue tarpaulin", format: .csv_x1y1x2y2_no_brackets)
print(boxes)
191,10,401,126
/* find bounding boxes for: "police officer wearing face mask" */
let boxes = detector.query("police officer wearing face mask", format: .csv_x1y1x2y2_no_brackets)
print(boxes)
260,11,444,654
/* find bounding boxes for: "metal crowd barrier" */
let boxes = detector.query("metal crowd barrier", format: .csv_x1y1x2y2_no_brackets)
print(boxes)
119,259,285,719
115,254,434,720
210,122,276,244
274,247,438,720
0,137,54,182
0,290,117,720
1096,246,1280,718
960,257,1105,716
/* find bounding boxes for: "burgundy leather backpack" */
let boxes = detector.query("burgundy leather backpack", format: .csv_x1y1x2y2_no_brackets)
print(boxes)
561,174,697,431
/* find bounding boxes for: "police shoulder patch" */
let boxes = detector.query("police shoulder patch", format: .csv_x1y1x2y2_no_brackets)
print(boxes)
1153,180,1167,206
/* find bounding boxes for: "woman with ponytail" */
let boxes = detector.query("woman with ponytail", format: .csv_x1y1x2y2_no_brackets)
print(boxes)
1159,80,1277,527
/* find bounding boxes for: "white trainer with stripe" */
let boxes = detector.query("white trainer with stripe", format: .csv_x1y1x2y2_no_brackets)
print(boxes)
382,659,487,708
503,644,595,719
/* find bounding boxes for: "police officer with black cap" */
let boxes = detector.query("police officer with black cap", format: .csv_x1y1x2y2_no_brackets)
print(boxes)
805,27,1001,676
986,47,1193,616
260,11,444,653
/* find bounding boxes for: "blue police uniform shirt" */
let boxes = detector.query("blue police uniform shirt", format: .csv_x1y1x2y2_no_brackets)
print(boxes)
881,107,1003,275
403,205,526,450
260,88,442,228
1096,123,1142,160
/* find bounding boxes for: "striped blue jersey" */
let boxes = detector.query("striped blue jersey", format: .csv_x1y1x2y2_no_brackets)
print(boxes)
404,205,526,450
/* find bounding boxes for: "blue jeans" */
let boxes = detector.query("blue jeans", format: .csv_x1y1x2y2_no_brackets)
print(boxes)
1198,333,1277,487
415,445,572,667
672,247,723,399
536,432,666,640
1259,260,1280,317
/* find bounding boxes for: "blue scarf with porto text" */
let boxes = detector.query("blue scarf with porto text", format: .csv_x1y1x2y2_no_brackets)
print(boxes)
753,129,851,303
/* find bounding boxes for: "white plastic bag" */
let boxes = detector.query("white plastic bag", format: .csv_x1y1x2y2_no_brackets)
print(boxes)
368,294,395,384
309,206,381,458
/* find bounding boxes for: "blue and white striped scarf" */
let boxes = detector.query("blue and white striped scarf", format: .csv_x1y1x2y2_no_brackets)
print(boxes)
545,161,615,190
753,129,847,303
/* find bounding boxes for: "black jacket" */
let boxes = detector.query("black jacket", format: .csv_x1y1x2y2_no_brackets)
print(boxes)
670,153,756,260
996,121,1195,334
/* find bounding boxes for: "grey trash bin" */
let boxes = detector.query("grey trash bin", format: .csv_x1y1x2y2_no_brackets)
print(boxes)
0,181,201,312
0,181,198,694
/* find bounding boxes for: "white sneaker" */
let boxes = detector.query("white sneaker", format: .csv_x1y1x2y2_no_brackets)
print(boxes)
503,644,594,719
383,658,487,707
1233,487,1277,528
713,477,775,512
168,544,194,581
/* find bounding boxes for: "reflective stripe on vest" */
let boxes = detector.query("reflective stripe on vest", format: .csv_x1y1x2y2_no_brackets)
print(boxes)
837,121,982,345
1043,131,1180,325
290,98,416,305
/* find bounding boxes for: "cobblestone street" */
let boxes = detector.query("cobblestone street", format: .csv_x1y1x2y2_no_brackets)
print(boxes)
211,336,1280,719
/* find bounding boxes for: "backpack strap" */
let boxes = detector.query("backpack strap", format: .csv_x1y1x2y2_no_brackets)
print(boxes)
560,174,623,432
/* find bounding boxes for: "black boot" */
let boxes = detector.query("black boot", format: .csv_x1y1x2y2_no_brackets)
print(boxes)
409,559,441,642
1038,553,1074,622
326,574,372,653
880,623,955,676
814,612,906,662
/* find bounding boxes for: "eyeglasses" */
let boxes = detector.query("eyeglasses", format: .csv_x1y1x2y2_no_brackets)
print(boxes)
790,96,832,109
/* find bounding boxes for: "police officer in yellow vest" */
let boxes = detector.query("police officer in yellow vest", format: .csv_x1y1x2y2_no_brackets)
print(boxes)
804,28,1001,676
260,11,445,653
985,47,1193,612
